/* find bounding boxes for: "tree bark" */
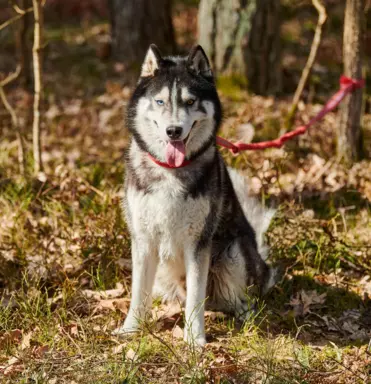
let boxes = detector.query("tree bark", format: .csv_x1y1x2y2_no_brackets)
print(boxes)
17,0,32,89
110,0,176,69
198,0,281,95
245,0,281,95
337,0,365,164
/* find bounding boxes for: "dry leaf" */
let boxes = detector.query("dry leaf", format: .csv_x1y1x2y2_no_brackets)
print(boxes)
32,345,49,358
172,325,184,339
94,298,129,314
112,343,125,354
152,303,182,320
69,324,79,337
20,331,33,350
125,348,137,361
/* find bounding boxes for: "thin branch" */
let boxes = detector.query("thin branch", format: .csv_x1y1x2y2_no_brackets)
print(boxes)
12,2,30,14
32,0,44,174
0,66,26,176
0,65,22,87
0,7,33,32
286,0,327,128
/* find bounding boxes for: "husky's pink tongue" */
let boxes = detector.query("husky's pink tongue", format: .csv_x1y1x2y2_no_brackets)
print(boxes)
165,141,185,167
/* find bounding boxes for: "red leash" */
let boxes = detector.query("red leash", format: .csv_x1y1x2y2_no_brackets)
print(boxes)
216,76,365,154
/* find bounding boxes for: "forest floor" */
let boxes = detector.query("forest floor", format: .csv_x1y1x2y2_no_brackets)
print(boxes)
1,3,371,383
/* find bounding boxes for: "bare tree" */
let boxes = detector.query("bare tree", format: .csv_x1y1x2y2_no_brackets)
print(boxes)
16,0,32,88
32,0,43,174
0,66,26,176
287,0,327,128
0,2,34,177
109,0,176,71
198,0,281,95
337,0,365,163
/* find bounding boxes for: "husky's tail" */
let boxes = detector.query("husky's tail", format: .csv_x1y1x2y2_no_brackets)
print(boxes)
227,168,275,261
227,168,279,293
227,168,278,293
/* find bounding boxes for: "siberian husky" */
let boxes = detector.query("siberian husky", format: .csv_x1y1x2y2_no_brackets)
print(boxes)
114,45,276,346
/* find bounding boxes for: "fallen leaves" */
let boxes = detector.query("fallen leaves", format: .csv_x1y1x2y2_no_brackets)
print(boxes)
339,310,371,341
151,302,182,321
1,356,24,377
93,298,129,315
80,282,130,316
290,290,327,317
0,329,22,349
0,328,51,377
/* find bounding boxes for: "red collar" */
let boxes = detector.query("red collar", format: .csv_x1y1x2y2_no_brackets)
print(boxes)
148,154,191,169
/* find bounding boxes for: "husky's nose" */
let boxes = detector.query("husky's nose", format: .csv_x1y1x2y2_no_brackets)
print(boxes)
166,126,182,140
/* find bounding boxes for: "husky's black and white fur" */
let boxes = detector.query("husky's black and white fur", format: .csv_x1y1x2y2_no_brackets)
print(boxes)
114,45,276,346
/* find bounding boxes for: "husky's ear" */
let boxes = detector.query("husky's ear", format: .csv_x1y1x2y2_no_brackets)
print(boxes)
187,45,213,80
141,44,162,77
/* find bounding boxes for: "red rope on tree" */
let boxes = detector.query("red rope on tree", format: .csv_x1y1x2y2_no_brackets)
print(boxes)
216,76,365,153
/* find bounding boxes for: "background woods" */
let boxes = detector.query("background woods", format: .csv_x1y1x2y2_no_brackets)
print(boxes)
0,0,371,382
198,0,281,95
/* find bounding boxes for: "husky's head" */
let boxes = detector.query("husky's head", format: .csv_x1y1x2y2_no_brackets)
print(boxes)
127,45,222,167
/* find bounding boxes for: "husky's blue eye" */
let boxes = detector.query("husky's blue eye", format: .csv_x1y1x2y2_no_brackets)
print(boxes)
156,100,164,106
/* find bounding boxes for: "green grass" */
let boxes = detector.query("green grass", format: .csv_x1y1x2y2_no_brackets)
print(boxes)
1,130,370,382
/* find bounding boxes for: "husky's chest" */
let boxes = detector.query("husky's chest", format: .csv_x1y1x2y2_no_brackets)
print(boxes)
126,178,210,258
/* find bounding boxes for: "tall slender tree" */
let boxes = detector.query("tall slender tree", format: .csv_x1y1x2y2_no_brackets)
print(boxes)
32,0,43,174
337,0,365,164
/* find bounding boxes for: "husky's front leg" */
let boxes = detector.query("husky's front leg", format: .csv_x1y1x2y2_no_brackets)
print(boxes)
114,237,158,334
184,245,210,347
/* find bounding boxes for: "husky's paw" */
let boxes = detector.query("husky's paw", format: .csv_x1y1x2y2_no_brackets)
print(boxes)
112,317,140,336
184,330,207,348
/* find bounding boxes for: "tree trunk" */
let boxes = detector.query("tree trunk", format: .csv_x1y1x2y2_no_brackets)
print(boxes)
16,0,32,89
337,0,365,164
110,0,176,70
198,0,281,95
245,0,281,95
